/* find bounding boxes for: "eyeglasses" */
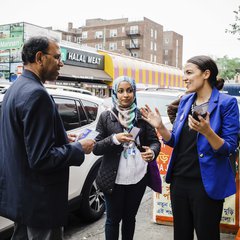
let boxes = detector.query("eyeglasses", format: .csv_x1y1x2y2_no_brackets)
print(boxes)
43,52,62,62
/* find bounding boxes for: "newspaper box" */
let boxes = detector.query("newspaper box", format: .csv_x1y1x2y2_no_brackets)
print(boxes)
153,138,239,235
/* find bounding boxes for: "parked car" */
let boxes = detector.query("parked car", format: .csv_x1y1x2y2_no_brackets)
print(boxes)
222,83,240,97
0,86,107,238
0,82,11,94
44,84,93,95
136,88,185,129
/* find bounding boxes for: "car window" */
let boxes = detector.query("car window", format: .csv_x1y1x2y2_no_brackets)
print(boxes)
136,92,179,117
81,100,98,122
54,97,89,131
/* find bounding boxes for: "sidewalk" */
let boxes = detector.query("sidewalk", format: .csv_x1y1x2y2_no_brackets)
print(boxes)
134,189,236,240
65,188,236,240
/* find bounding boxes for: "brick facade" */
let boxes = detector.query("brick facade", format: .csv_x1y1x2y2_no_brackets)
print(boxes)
59,17,183,68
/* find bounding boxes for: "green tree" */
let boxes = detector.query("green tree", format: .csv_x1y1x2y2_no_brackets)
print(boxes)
225,5,240,40
216,56,240,80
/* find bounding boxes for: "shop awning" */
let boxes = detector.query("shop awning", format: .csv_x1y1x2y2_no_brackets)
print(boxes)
59,65,112,81
99,51,184,88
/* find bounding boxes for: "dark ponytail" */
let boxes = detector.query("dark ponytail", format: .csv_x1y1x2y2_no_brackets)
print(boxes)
215,77,225,90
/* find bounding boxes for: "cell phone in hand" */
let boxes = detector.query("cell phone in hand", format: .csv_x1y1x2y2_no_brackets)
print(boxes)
129,127,145,152
192,111,207,121
129,127,140,140
192,102,208,121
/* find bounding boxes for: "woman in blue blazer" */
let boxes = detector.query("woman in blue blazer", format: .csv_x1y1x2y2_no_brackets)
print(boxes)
141,55,239,240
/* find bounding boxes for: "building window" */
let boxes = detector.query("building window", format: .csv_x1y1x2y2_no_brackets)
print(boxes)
165,60,168,65
110,29,117,37
150,54,153,62
66,35,71,42
131,52,138,58
95,31,103,39
122,40,125,47
165,38,169,44
165,50,168,55
82,31,87,39
151,29,154,38
154,43,157,51
150,41,153,50
76,37,81,43
130,25,138,34
155,30,157,39
95,43,103,50
153,55,157,62
122,27,125,33
109,42,117,50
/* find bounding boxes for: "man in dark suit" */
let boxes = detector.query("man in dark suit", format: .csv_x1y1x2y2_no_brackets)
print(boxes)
0,36,95,240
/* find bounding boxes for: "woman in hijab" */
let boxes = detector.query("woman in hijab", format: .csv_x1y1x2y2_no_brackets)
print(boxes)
93,76,161,240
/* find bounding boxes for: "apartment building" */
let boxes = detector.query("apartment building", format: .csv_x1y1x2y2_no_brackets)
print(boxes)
61,17,183,68
60,22,82,44
163,31,183,68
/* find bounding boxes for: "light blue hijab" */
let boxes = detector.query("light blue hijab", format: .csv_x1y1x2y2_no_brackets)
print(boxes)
112,76,137,130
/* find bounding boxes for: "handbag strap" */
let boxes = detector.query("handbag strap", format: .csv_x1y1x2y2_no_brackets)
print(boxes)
108,109,120,123
108,109,131,133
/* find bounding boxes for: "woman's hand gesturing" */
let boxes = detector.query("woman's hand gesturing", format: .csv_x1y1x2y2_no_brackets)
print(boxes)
140,105,163,129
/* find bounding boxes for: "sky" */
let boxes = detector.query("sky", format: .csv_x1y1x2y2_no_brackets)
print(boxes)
1,0,239,63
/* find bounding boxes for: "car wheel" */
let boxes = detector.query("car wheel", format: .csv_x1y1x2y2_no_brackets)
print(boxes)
77,166,105,222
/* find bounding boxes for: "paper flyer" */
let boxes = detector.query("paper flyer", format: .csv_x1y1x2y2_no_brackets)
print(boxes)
76,129,99,141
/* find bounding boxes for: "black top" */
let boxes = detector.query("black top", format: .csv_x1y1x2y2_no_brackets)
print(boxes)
172,116,201,178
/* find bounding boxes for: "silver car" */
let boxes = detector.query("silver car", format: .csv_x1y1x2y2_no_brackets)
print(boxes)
136,88,185,129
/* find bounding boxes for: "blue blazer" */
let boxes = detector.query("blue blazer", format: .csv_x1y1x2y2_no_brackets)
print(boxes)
0,70,85,227
165,87,239,200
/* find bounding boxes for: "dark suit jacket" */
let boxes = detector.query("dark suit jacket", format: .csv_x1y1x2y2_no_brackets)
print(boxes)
0,70,85,227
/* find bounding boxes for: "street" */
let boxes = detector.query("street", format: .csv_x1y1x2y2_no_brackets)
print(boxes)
64,188,236,240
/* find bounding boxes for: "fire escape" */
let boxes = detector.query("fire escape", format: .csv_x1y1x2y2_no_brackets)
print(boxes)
125,30,141,56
